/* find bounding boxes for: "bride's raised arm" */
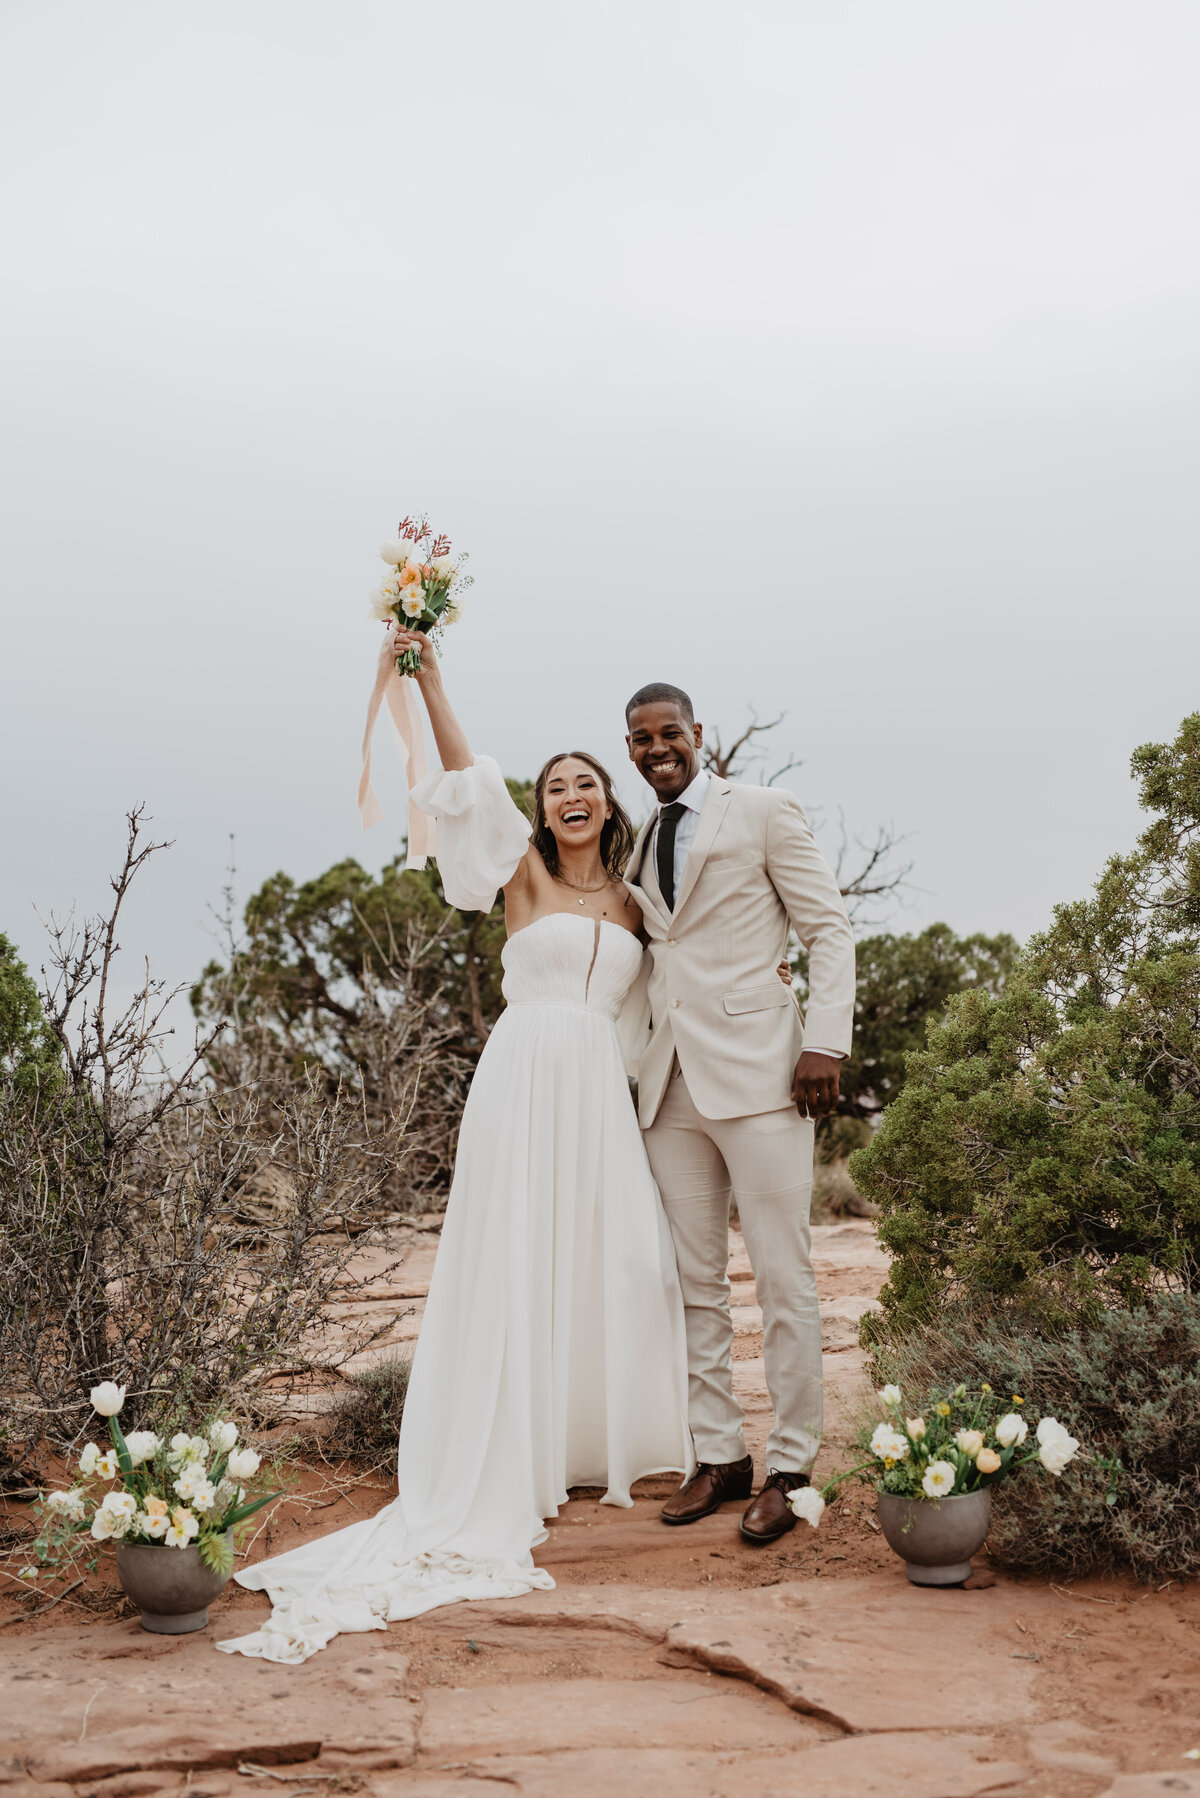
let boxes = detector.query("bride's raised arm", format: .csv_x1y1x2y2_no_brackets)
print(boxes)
396,627,534,914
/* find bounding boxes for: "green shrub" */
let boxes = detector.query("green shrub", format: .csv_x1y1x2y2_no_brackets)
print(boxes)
327,1355,411,1468
874,1295,1200,1583
852,713,1200,1336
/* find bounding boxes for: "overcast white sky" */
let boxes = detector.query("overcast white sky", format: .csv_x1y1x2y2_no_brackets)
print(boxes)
3,2,1198,1022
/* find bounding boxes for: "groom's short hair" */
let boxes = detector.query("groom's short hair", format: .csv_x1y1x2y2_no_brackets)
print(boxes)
625,682,694,724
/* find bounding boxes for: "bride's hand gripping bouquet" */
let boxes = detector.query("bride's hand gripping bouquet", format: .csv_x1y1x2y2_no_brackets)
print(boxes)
367,514,472,676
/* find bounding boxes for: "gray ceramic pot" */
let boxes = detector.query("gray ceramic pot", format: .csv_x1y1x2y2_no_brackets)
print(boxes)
876,1487,992,1586
115,1532,232,1634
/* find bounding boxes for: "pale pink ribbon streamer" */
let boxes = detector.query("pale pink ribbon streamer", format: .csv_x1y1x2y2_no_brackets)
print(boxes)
358,632,436,871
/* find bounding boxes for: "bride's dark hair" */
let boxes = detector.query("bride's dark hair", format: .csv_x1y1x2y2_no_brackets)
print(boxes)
532,751,637,879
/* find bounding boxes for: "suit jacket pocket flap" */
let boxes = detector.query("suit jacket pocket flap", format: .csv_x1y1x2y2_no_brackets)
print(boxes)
723,982,792,1016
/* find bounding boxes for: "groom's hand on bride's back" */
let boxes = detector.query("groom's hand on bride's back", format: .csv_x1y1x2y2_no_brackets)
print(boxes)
791,1050,841,1119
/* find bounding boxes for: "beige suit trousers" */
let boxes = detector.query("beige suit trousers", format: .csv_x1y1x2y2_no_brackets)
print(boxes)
643,1065,821,1474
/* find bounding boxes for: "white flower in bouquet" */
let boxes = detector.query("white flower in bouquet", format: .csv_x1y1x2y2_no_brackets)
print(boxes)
1035,1417,1079,1475
46,1488,87,1522
164,1508,200,1549
79,1444,118,1480
995,1412,1028,1448
367,588,395,623
401,591,425,619
788,1486,826,1528
955,1429,984,1457
91,1491,137,1540
379,541,404,566
906,1415,926,1439
209,1421,238,1453
138,1496,171,1538
189,1479,218,1513
921,1460,957,1499
976,1448,1002,1475
227,1447,261,1480
877,1385,902,1407
123,1431,161,1466
172,1461,210,1502
870,1423,909,1462
430,554,455,576
90,1382,126,1417
170,1432,210,1465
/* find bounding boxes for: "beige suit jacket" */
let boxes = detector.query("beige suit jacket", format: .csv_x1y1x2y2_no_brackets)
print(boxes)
623,776,856,1127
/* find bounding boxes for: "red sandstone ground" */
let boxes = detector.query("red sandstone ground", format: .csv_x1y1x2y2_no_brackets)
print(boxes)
2,1221,1198,1798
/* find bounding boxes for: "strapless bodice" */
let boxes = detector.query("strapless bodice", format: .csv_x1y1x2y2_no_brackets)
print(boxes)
500,914,644,1020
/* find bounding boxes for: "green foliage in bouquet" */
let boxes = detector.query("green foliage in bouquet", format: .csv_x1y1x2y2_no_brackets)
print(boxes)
874,1294,1200,1583
853,713,1200,1336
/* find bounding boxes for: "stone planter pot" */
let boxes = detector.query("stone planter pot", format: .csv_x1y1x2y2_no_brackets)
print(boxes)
115,1532,232,1634
876,1488,992,1586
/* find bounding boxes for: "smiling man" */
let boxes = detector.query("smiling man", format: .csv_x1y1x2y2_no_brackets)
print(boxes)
623,681,856,1545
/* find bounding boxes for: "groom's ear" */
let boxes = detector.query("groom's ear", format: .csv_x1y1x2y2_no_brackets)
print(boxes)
693,721,703,750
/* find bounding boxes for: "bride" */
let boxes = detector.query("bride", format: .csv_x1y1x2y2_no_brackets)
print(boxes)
219,628,695,1663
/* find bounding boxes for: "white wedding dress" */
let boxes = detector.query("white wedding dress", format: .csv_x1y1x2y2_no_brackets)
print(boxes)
218,758,693,1664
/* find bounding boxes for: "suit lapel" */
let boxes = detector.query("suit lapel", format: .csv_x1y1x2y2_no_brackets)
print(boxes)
672,777,732,918
625,815,671,930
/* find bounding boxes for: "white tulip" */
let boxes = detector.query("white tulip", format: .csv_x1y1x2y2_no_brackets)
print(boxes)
227,1447,261,1480
123,1431,160,1466
378,541,403,565
430,554,455,576
209,1421,238,1453
955,1429,984,1457
788,1486,826,1528
1035,1417,1079,1475
921,1460,957,1499
994,1413,1028,1448
90,1382,126,1417
877,1385,902,1407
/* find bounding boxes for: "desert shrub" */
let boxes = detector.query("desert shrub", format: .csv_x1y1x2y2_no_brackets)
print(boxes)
326,1355,411,1468
0,812,416,1452
0,933,59,1095
873,1295,1200,1583
854,713,1200,1336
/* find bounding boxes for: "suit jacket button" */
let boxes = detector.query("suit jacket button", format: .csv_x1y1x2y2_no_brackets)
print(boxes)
667,938,677,947
671,999,681,1009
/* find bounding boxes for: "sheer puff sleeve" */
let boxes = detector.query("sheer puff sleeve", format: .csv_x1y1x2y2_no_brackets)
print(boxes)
411,756,533,913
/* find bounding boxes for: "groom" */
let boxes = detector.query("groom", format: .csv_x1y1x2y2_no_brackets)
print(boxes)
623,683,856,1543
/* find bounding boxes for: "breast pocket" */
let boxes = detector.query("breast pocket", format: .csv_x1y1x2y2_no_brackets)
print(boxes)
722,983,793,1016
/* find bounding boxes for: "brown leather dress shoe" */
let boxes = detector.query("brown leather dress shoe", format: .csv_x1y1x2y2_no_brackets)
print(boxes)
740,1468,808,1544
660,1455,754,1525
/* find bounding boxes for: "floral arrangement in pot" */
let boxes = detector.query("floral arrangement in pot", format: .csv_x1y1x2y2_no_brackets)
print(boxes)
31,1383,278,1634
784,1382,1082,1586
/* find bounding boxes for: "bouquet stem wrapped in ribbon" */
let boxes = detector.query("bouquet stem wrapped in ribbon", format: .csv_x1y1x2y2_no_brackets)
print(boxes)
357,515,472,869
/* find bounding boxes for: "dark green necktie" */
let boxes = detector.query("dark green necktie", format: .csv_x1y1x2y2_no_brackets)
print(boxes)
656,802,686,911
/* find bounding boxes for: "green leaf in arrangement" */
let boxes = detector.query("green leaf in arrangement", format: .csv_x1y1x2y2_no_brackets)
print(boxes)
108,1414,133,1477
198,1532,234,1579
223,1490,281,1529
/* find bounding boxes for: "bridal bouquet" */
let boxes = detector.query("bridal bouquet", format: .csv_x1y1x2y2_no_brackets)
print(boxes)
29,1384,278,1581
784,1380,1084,1529
367,514,472,676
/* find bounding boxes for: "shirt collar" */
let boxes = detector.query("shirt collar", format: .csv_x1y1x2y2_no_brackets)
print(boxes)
658,767,709,816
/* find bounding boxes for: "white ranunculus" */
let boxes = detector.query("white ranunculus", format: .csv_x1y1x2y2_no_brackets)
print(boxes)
47,1488,87,1522
1035,1417,1079,1475
170,1433,209,1465
955,1429,984,1457
91,1491,137,1540
788,1486,826,1528
995,1412,1028,1448
209,1420,238,1453
123,1430,160,1466
90,1382,126,1417
877,1385,902,1407
78,1442,102,1476
227,1447,261,1480
379,541,403,565
921,1460,957,1499
869,1423,909,1462
164,1508,200,1549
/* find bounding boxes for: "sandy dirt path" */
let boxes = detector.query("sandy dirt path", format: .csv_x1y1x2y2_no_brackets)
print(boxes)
2,1221,1198,1798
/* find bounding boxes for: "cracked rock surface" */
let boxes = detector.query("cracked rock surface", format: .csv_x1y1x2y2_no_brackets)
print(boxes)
3,1221,1199,1796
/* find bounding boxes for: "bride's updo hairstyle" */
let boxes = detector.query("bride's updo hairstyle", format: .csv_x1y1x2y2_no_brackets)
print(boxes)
532,752,637,879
